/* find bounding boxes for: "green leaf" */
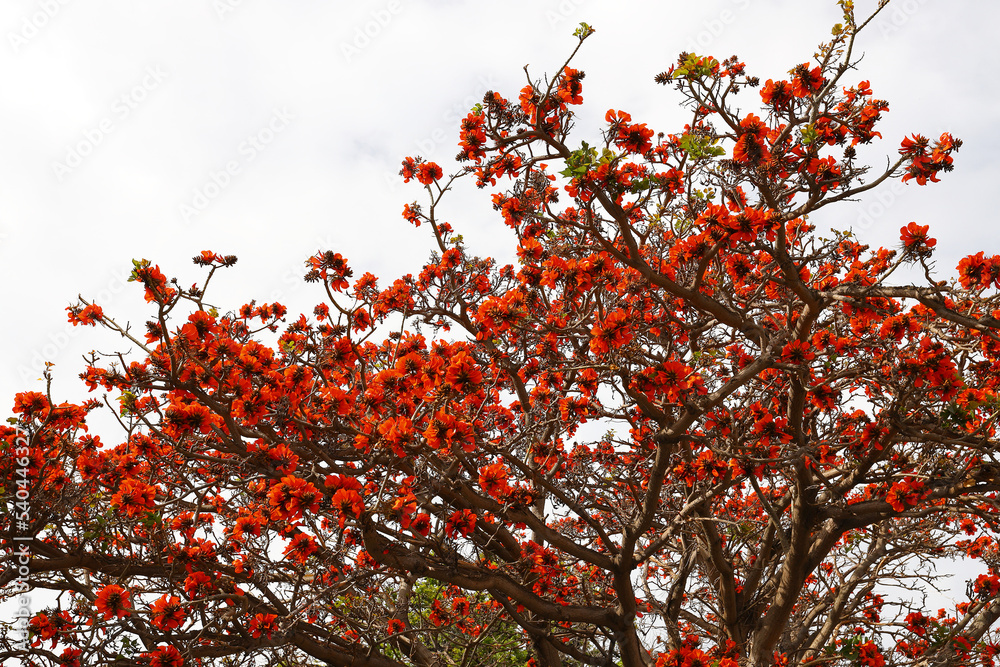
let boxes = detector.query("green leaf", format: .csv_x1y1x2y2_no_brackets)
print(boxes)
118,390,137,416
800,124,818,146
573,22,595,39
678,133,723,159
128,258,151,283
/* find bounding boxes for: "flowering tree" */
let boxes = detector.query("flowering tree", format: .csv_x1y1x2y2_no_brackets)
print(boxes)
4,3,1000,666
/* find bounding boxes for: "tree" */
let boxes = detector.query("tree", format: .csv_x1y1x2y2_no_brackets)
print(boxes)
3,3,999,666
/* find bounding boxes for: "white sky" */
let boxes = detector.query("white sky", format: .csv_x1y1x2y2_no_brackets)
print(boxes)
0,0,998,625
2,0,998,402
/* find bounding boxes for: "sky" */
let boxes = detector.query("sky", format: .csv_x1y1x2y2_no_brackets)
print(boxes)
2,0,998,403
0,0,998,608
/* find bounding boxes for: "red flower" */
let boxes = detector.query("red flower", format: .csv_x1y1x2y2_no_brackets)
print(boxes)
28,613,57,645
416,162,443,185
248,612,279,639
445,509,477,538
790,63,825,98
148,645,184,667
57,648,83,667
164,398,217,436
857,641,885,667
133,263,176,304
308,251,352,292
479,462,511,498
402,203,422,226
444,352,483,393
780,340,815,365
615,120,654,154
905,611,929,636
899,222,936,253
410,513,431,536
973,573,1000,600
760,79,792,108
111,479,158,517
399,156,417,182
958,252,1000,289
149,595,186,631
459,112,487,161
733,114,770,164
183,571,214,598
268,475,321,520
556,67,584,105
590,310,632,355
12,391,50,418
886,478,926,512
96,584,132,620
67,303,104,326
332,488,365,527
900,133,959,185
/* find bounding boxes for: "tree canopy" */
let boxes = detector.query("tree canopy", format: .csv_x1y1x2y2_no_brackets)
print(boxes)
5,3,1000,666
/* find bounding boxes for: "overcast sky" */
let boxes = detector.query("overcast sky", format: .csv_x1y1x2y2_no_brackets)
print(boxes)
1,0,997,414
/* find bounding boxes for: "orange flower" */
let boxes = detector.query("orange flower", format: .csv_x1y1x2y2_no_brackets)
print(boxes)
957,252,1000,289
615,120,654,154
268,475,321,520
283,532,318,564
248,613,278,639
590,310,632,356
183,572,214,599
733,114,770,164
478,462,511,498
67,303,104,326
416,162,443,185
790,63,824,98
444,352,483,393
459,112,487,161
410,513,431,536
12,391,50,417
95,585,132,620
556,66,584,105
149,595,186,631
28,613,57,643
111,479,157,517
445,509,477,538
899,222,936,253
148,645,184,667
133,263,176,304
332,488,365,525
760,79,792,107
